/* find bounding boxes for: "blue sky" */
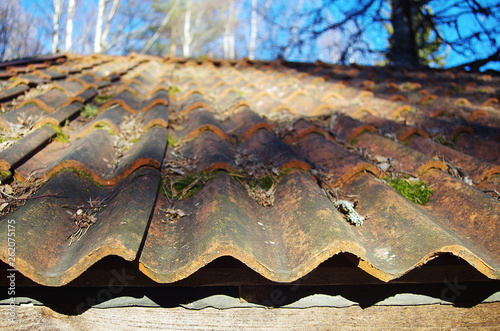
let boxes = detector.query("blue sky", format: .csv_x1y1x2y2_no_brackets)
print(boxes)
19,0,500,70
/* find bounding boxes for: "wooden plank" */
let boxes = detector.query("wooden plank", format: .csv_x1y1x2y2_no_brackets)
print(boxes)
2,303,500,330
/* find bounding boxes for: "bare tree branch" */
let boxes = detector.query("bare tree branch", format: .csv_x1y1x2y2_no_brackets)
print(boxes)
450,47,500,71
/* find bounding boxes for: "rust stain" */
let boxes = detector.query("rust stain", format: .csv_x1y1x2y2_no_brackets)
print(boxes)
142,99,169,112
389,95,408,102
180,101,211,115
346,125,377,142
283,126,334,145
451,126,475,141
353,107,380,118
240,122,273,141
70,120,121,139
99,98,136,113
482,97,498,107
184,124,230,142
430,108,446,118
467,109,489,122
454,97,472,107
419,94,437,105
397,128,429,141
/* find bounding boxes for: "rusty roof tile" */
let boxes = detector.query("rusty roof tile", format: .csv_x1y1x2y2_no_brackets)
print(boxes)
0,125,57,171
175,92,211,114
39,69,67,80
419,169,500,278
46,101,84,125
0,103,45,127
55,80,85,94
139,171,362,283
454,134,500,164
0,55,499,287
292,129,381,186
339,173,495,280
284,91,334,116
17,73,51,85
16,126,167,186
0,168,160,286
224,108,267,137
0,84,29,102
250,91,294,115
354,132,447,176
238,129,308,170
142,104,169,129
70,106,126,138
176,109,225,139
330,114,377,142
407,135,500,183
178,132,237,172
27,88,69,110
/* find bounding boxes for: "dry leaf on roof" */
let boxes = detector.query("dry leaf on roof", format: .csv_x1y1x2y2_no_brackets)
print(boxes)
0,113,45,152
21,83,52,101
243,181,276,207
160,206,189,224
67,209,97,245
168,110,187,130
163,152,198,177
1,83,53,114
0,173,63,217
113,112,144,158
65,196,107,246
234,152,278,207
436,154,473,185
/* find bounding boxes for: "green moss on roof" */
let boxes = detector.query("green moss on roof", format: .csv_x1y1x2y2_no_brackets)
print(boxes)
387,177,433,205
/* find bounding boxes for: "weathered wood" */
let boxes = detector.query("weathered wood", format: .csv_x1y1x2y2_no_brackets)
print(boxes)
2,303,500,330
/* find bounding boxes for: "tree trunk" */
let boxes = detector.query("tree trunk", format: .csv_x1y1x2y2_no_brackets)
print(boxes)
52,0,62,53
101,0,120,52
183,0,192,58
228,0,236,59
142,0,177,54
94,0,106,53
65,0,76,52
249,0,257,60
223,0,236,59
388,0,420,68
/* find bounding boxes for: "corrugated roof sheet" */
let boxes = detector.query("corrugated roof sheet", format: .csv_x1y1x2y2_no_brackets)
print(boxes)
0,54,498,286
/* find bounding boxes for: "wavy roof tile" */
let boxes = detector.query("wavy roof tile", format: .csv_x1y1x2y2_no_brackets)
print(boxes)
0,54,499,286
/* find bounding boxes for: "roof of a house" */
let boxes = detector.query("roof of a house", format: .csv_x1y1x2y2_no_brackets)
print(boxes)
0,53,498,287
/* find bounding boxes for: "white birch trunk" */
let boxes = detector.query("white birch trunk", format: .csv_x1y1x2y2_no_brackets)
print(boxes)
229,1,236,59
249,0,271,60
229,34,235,59
183,0,192,58
249,0,257,60
142,0,177,54
52,0,62,53
65,0,76,52
223,27,229,58
101,0,120,52
224,0,236,59
94,0,106,53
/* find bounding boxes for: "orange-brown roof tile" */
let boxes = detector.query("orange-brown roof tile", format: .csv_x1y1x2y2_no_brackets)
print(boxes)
0,54,499,286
